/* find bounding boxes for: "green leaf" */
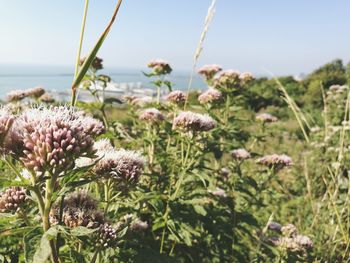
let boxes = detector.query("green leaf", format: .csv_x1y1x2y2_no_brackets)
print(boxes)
33,226,60,263
193,205,207,216
70,226,97,237
24,227,42,263
104,97,123,105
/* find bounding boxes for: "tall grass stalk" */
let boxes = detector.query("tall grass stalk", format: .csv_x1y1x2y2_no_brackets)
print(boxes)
184,0,216,109
71,0,123,106
74,0,89,78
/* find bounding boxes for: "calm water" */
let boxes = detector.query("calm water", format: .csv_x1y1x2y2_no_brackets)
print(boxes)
0,65,206,99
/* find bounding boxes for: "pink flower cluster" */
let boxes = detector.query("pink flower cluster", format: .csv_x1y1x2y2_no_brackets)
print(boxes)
172,111,217,132
139,108,165,123
147,59,172,75
0,107,15,153
256,113,278,123
166,90,186,105
198,88,222,104
0,187,27,213
11,106,103,176
214,70,254,90
231,148,251,160
198,64,222,80
6,87,48,102
257,154,292,170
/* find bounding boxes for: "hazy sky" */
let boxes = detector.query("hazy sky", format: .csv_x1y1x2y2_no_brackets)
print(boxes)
0,0,349,75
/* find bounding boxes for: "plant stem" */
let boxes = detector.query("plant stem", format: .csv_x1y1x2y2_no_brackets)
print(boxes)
75,0,89,78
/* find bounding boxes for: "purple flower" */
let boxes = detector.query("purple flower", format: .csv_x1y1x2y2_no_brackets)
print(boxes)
198,64,222,80
147,59,172,75
0,187,27,213
257,154,292,170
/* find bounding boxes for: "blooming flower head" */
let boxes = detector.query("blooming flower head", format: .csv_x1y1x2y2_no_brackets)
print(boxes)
231,148,251,160
93,149,145,183
214,70,241,90
94,139,114,153
147,59,172,75
25,86,45,98
256,113,278,123
172,111,216,132
12,106,101,176
0,107,15,153
166,90,186,105
129,96,153,107
7,90,27,102
257,154,292,170
50,190,104,228
198,88,223,104
239,72,254,84
281,224,298,237
39,93,54,103
0,187,27,213
139,108,165,124
198,64,222,81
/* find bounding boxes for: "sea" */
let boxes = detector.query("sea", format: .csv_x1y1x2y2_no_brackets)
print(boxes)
0,64,206,100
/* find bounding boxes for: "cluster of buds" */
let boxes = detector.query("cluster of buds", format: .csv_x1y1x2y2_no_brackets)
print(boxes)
172,111,216,132
197,64,222,84
80,56,103,71
266,222,313,253
147,59,172,75
0,187,27,213
6,87,47,102
214,70,254,91
166,90,186,105
0,107,15,154
328,84,347,94
50,190,104,228
93,149,145,183
198,88,223,105
256,113,278,123
96,223,118,248
257,154,292,170
12,106,101,176
231,148,251,160
139,108,165,124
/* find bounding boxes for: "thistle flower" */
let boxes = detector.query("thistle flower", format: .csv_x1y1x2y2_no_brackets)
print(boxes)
208,187,227,198
197,64,222,80
172,111,216,132
147,59,172,75
166,90,186,104
13,106,98,176
7,90,27,102
93,149,145,183
198,88,222,104
50,190,104,228
257,154,292,170
96,223,118,248
0,107,15,153
0,187,27,213
139,108,165,123
231,148,251,160
256,113,278,123
130,218,149,232
80,56,103,71
25,86,45,98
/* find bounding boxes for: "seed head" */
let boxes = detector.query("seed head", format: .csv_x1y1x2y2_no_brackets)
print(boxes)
198,88,222,104
166,90,186,104
0,187,27,213
147,59,172,75
50,190,104,228
139,108,165,123
172,111,216,132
